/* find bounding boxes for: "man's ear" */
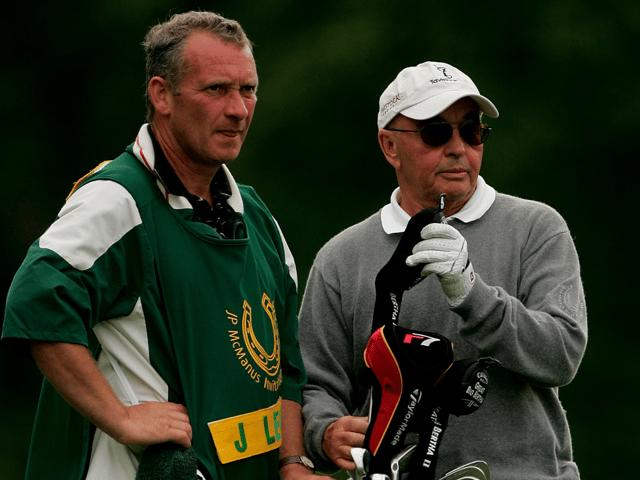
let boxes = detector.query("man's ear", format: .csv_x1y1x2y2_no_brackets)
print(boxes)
378,129,401,170
147,76,172,117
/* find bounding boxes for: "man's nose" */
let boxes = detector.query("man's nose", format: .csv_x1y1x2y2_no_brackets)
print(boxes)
224,90,249,119
444,126,466,157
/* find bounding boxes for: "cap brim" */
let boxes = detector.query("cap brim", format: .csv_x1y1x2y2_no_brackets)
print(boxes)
402,92,499,120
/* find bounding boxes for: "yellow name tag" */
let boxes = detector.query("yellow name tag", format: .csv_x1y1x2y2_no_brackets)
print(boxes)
208,397,282,464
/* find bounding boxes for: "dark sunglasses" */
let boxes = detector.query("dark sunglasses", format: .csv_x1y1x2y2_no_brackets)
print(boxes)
386,119,491,147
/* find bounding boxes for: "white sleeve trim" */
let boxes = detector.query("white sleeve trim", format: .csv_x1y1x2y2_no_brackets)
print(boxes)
39,180,143,271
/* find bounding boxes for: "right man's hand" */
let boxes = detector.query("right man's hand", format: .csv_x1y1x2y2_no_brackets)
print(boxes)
406,222,475,307
322,416,369,471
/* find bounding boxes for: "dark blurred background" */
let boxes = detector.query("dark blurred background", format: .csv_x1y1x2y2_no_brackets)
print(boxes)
1,1,638,478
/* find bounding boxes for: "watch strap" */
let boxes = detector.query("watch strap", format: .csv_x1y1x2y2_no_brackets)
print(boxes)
278,455,314,470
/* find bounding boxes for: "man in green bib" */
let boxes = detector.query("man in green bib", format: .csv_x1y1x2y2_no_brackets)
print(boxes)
3,11,325,480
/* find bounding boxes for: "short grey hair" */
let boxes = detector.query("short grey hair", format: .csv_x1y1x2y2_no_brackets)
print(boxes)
142,11,253,123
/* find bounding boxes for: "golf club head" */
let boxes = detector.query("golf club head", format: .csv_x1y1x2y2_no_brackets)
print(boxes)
439,460,490,480
350,447,370,480
389,444,417,480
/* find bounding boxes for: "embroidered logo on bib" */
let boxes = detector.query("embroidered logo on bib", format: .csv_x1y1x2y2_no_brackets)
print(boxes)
226,293,282,391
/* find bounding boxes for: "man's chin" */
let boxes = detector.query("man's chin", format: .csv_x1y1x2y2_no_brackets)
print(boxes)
207,143,244,165
217,150,242,165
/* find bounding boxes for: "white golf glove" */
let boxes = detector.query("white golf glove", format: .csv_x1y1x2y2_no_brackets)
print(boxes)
406,223,475,308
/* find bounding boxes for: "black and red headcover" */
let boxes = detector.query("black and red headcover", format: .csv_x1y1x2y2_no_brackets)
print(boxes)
362,195,499,479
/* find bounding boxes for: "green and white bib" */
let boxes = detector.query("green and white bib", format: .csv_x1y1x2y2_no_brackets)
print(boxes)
3,125,305,480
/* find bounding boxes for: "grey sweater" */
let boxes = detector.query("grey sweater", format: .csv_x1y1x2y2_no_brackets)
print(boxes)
299,192,587,480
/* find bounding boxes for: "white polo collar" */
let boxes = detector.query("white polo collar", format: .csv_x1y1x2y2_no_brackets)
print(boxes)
381,176,495,234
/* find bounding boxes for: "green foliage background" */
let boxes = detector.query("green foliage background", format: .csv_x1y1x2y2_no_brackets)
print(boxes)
1,1,638,478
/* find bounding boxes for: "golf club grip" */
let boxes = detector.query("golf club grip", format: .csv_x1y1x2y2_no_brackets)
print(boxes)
406,406,450,480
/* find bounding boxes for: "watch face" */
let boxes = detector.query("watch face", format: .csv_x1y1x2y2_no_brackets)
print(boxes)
301,456,314,469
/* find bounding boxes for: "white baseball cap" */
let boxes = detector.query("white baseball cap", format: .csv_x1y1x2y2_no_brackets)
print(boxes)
377,61,499,130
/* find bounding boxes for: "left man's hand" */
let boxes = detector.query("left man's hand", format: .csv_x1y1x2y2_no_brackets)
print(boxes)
279,399,335,479
406,223,475,307
29,341,193,448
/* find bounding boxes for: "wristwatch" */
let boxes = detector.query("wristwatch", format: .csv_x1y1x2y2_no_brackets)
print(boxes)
278,455,315,470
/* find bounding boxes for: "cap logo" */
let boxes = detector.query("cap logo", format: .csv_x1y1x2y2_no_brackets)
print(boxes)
437,66,452,79
431,66,459,85
380,93,403,118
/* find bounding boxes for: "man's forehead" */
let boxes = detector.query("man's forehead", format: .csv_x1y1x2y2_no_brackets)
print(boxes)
184,32,257,75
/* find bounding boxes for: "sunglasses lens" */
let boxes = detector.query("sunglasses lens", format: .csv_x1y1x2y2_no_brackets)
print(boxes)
420,123,453,147
480,125,490,143
460,121,490,146
417,121,490,147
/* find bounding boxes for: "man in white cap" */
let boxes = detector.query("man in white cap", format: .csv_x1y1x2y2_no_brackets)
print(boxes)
299,62,587,479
